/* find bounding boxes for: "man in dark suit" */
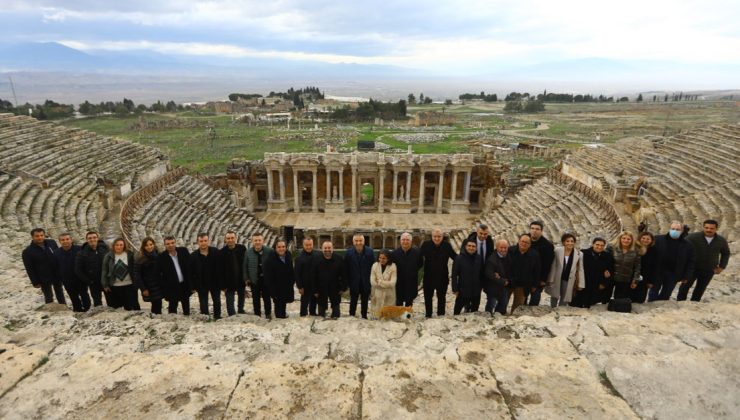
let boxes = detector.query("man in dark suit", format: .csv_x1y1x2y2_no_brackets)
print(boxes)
467,224,494,265
219,231,247,316
420,228,457,317
344,233,374,319
22,228,65,304
158,236,193,315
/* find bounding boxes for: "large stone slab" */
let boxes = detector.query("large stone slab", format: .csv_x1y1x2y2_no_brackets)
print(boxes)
362,358,510,418
0,352,242,419
225,360,362,419
458,337,639,419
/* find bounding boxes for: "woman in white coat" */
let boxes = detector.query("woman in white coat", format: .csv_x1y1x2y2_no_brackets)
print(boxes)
370,250,397,317
546,233,586,307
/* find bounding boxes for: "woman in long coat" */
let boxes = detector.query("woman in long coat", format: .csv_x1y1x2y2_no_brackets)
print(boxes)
133,237,164,314
370,250,397,317
264,239,295,319
546,233,586,307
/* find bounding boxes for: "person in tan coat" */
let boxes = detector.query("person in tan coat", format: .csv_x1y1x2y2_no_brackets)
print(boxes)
370,250,397,317
546,233,586,307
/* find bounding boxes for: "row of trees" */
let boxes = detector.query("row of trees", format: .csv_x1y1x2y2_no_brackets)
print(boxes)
331,99,407,122
0,97,190,119
1,99,74,120
407,93,433,104
459,91,498,102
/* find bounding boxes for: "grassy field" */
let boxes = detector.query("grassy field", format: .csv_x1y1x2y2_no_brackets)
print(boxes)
60,101,739,174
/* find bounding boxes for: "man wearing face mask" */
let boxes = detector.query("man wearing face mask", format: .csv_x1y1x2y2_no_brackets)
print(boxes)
648,221,695,301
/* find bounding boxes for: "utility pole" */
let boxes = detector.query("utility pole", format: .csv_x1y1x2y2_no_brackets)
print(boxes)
8,75,18,107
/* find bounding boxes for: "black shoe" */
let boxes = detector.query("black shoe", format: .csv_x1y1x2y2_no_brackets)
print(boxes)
237,310,246,314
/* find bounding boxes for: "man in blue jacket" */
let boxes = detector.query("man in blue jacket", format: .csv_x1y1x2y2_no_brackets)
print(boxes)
345,233,374,319
22,228,65,304
54,232,89,312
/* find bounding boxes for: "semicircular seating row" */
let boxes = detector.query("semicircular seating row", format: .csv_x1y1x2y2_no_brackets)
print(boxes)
122,172,277,250
451,171,624,250
562,123,739,240
0,113,167,240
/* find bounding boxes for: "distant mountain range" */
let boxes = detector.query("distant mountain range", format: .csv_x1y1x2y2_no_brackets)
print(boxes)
0,42,737,104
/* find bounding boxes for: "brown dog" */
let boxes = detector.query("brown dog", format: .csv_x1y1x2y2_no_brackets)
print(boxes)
377,305,413,320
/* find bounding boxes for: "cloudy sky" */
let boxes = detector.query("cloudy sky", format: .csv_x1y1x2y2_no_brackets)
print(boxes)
2,0,738,71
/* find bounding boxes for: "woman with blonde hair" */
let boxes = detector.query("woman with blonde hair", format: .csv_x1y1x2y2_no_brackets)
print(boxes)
370,250,397,317
546,233,586,307
609,231,641,300
101,238,139,310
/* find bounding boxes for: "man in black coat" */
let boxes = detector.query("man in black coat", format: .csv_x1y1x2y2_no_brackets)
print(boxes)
219,231,247,316
420,228,457,317
74,231,109,307
452,239,483,314
264,239,295,319
678,219,731,302
313,241,345,318
22,228,65,304
649,221,695,301
527,220,554,306
158,236,193,315
483,239,511,315
344,234,374,319
54,233,90,311
392,232,422,308
507,233,541,314
577,237,614,308
294,237,321,316
189,233,221,319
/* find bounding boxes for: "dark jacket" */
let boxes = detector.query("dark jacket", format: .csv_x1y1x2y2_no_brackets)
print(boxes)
101,251,135,289
640,246,657,285
54,244,81,287
508,245,541,289
189,247,220,292
314,253,345,297
294,249,321,291
452,247,483,298
653,234,695,280
582,248,615,289
219,244,247,290
530,236,555,285
134,251,164,301
391,246,423,302
264,251,296,302
75,241,110,287
158,248,193,300
22,239,59,286
344,245,374,294
484,251,511,300
612,247,641,284
467,232,493,264
686,232,731,272
420,240,457,287
243,245,273,287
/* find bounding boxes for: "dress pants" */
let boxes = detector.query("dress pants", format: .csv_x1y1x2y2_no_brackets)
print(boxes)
41,280,66,304
677,270,714,302
423,280,448,317
198,287,222,319
318,293,341,318
349,287,370,318
300,288,318,316
251,282,271,317
167,282,191,315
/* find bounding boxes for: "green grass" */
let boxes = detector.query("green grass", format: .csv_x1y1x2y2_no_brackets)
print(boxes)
58,101,739,174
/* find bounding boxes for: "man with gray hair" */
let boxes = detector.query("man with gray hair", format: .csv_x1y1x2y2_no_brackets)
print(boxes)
420,228,457,317
483,238,511,315
344,233,374,318
392,232,423,308
648,221,695,301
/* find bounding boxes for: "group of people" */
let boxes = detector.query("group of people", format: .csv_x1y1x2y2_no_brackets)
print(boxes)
21,218,731,319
